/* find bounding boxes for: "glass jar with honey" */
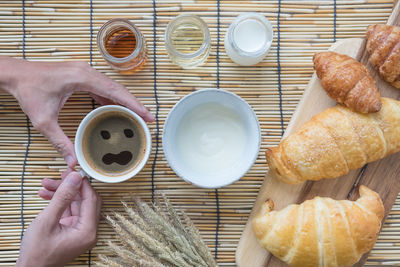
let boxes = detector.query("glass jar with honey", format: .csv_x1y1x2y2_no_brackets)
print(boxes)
97,19,147,73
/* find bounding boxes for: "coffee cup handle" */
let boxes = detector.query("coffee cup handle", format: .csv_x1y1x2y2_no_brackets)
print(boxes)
79,169,89,179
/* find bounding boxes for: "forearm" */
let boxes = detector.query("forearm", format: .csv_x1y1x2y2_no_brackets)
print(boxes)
0,56,26,95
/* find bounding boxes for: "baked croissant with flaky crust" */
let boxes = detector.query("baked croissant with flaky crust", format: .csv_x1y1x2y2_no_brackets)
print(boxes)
266,97,400,184
313,51,381,113
253,186,384,267
366,24,400,88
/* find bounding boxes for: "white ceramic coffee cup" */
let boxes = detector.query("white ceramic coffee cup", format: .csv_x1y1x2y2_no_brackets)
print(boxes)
163,89,261,188
75,105,151,183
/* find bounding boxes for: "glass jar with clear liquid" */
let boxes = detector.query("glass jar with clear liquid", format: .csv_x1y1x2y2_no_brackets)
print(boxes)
165,14,211,69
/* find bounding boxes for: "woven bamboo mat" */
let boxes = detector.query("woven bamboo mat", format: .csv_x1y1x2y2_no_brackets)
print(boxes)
0,0,399,266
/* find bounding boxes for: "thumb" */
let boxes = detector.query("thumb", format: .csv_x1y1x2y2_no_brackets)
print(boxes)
44,172,83,226
40,120,77,168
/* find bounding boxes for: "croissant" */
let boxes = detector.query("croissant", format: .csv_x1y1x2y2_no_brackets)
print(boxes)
266,97,400,184
313,51,381,113
366,24,400,88
253,186,384,267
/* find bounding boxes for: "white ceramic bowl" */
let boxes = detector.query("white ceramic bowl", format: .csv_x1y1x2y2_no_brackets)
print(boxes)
163,89,261,188
75,105,151,183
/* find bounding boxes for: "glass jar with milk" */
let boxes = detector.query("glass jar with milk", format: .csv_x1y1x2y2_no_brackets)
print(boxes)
225,13,273,66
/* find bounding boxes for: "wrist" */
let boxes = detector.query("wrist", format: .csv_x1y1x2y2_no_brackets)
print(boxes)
16,256,47,267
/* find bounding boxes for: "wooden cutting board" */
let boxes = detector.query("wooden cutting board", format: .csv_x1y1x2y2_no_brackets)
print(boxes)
236,3,400,267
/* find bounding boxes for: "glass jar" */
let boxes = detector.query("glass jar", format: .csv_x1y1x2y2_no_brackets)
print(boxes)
225,13,273,66
97,19,147,73
165,14,211,69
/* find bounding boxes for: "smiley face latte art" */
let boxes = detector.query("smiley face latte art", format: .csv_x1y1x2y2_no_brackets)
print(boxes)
82,111,147,176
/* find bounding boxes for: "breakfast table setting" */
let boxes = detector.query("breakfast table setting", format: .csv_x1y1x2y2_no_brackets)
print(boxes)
1,0,400,266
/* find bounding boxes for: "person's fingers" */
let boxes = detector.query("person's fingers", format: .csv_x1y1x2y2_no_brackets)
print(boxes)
60,216,79,227
41,170,74,194
83,68,155,122
42,178,62,191
61,203,72,219
89,92,115,106
39,121,77,168
70,191,82,217
97,85,155,122
70,199,81,217
38,188,54,200
79,178,100,231
61,168,75,180
43,172,83,226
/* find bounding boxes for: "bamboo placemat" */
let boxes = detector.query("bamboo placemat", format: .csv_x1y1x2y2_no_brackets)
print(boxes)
0,0,399,266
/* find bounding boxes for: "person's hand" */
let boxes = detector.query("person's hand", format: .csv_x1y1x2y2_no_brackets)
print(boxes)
0,57,155,167
16,171,101,267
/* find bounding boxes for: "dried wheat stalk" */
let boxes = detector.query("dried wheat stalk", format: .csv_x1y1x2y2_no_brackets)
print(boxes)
96,194,218,267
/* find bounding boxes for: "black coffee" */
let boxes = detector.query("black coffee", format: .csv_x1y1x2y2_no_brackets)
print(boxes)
82,111,146,175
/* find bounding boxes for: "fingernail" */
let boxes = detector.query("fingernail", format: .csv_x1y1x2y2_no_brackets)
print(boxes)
66,173,82,187
66,155,74,166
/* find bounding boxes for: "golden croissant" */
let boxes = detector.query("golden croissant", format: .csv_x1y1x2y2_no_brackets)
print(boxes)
366,24,400,88
253,186,384,267
313,51,381,113
266,97,400,184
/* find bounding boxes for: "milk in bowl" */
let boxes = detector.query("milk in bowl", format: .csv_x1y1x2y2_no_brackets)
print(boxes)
162,89,261,188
